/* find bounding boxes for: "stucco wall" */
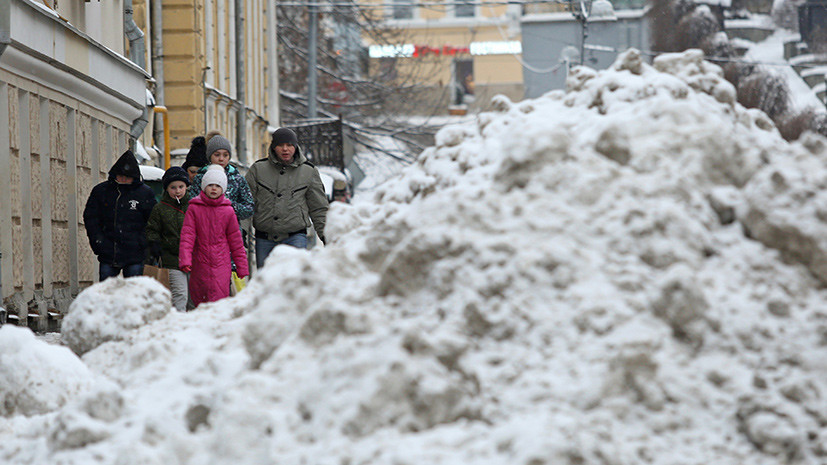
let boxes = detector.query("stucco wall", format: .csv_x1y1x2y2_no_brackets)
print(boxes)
0,72,131,330
141,0,276,162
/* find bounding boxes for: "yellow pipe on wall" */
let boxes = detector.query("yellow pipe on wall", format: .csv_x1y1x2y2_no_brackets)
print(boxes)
153,106,170,169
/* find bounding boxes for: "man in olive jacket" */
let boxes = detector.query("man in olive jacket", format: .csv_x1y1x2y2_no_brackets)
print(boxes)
246,127,329,268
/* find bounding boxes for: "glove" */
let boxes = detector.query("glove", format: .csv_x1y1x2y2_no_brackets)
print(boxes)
149,242,162,260
180,265,192,273
318,234,326,245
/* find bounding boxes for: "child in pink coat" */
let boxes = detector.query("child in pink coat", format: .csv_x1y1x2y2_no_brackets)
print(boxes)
179,164,249,306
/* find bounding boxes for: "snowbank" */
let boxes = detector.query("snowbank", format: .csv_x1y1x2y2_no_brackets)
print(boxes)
2,49,827,464
61,276,172,355
0,326,94,417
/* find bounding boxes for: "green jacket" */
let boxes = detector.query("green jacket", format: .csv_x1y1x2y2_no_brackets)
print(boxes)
145,191,189,269
245,150,328,241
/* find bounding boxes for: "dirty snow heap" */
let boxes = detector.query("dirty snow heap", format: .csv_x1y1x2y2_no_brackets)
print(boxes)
1,49,826,464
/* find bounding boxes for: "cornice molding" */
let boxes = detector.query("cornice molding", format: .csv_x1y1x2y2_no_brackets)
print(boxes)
1,45,143,123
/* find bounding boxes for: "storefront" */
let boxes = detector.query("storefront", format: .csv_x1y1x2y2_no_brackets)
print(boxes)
369,38,523,112
365,2,525,114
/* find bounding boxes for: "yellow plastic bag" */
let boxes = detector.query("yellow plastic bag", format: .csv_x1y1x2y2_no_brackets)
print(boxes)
231,271,247,294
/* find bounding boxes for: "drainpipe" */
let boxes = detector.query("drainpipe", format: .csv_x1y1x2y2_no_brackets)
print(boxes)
150,0,166,156
154,106,170,169
235,0,247,164
124,0,149,141
0,4,8,304
266,0,279,125
308,1,318,118
1,0,10,59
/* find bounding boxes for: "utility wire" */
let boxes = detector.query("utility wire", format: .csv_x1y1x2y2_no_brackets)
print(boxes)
484,1,567,73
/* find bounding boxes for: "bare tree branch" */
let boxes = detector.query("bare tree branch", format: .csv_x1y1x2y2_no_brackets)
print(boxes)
277,1,454,163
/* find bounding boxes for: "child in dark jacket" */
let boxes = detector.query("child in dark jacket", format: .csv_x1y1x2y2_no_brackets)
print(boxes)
179,165,249,306
145,167,191,311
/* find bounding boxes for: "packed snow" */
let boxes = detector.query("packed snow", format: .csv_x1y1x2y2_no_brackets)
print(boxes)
61,276,172,355
2,48,827,464
744,30,827,112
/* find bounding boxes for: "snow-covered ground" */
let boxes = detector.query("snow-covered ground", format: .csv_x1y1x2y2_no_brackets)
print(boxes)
744,29,826,112
351,140,411,193
3,48,827,464
352,115,475,194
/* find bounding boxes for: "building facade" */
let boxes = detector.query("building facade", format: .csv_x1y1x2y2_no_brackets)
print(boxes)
131,0,279,164
520,1,649,99
365,0,526,113
1,0,149,328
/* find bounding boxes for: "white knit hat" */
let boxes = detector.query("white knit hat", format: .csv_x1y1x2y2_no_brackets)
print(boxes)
201,164,228,192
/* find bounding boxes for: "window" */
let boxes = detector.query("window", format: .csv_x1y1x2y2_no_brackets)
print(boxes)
455,0,475,17
392,0,414,19
453,59,474,105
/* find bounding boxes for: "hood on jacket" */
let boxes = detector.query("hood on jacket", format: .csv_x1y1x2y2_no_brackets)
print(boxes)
269,146,306,168
108,150,143,183
191,190,233,207
196,163,240,176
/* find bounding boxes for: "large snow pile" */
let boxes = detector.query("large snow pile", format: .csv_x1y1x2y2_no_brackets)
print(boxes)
2,48,827,464
61,276,172,355
0,326,94,417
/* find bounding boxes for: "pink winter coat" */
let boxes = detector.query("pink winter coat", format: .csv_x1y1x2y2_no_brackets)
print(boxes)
179,192,249,306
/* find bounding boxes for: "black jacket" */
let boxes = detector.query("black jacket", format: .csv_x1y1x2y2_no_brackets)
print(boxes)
83,151,157,266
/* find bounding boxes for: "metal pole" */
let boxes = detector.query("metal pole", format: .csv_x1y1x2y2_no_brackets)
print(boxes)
0,251,3,322
151,0,166,160
570,0,589,67
308,0,318,118
579,17,587,66
266,0,280,125
202,66,210,134
235,0,247,163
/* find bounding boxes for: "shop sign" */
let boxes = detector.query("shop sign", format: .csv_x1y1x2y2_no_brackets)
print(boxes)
368,44,416,58
369,40,521,58
469,40,522,55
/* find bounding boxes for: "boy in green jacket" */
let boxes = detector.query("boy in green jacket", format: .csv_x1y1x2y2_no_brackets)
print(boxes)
146,167,191,311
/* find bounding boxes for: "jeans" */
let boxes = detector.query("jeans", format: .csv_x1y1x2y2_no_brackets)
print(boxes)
99,262,144,281
255,233,307,269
